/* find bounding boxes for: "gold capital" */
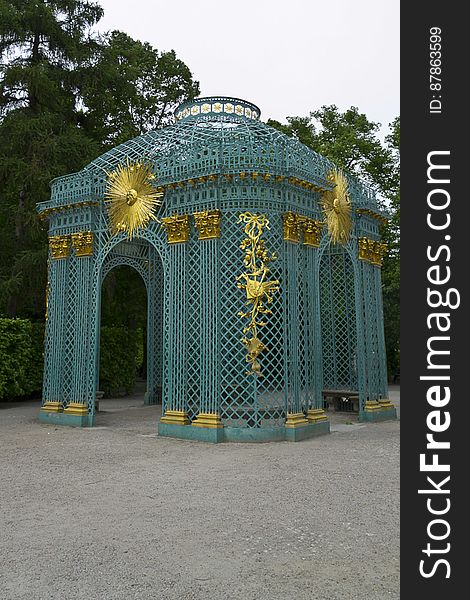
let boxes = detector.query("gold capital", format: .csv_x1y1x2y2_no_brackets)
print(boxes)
49,235,71,259
160,214,190,244
282,212,300,243
193,209,222,240
71,231,94,257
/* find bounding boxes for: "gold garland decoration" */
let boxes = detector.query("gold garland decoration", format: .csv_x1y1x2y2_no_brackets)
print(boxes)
236,213,280,377
321,168,352,245
105,160,164,240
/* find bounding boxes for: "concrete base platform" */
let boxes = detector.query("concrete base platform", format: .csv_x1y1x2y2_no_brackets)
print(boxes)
158,422,224,443
158,419,330,443
359,406,397,422
38,411,94,427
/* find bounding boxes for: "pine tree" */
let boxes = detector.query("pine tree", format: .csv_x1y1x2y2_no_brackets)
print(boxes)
268,108,400,376
0,0,104,317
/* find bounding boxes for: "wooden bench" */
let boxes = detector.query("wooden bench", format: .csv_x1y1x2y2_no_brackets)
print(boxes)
322,389,359,413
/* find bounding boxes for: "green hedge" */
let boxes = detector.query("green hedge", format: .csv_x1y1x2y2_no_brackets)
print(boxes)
0,319,44,400
99,326,139,397
0,319,143,401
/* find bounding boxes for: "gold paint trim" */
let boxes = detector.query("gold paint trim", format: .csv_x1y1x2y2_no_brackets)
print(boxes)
63,402,88,416
364,400,382,412
193,209,221,240
192,412,223,429
40,401,62,413
307,409,329,423
282,212,301,243
49,235,71,259
378,399,395,410
237,213,279,377
39,201,99,220
160,410,190,426
356,208,388,224
358,238,387,267
160,214,190,244
71,231,94,257
285,412,309,428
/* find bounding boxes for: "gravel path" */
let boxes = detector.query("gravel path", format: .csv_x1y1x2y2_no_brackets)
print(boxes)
0,390,399,600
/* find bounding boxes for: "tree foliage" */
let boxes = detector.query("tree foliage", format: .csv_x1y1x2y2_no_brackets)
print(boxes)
269,107,400,376
0,0,199,319
79,31,199,147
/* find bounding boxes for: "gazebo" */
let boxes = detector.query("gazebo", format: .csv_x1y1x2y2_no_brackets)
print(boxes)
37,96,396,442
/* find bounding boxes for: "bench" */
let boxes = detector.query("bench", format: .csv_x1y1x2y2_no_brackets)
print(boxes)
95,390,104,413
322,389,359,413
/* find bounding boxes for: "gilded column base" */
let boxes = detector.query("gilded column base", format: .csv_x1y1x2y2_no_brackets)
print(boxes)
192,412,223,429
360,399,397,422
307,408,329,423
378,399,395,410
40,401,62,413
364,400,382,412
285,412,309,428
64,402,88,416
160,410,190,426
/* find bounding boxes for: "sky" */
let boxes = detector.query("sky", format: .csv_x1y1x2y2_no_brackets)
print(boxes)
95,0,399,138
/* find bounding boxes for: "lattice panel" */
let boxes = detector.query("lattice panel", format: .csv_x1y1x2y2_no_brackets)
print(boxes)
61,254,79,406
361,261,384,401
320,247,358,391
219,211,286,428
148,247,164,395
42,257,68,403
185,226,203,420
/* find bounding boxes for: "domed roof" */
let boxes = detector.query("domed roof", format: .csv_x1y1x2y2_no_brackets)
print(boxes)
42,96,380,213
84,96,334,190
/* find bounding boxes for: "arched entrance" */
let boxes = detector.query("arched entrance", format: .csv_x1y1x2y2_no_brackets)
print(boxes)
319,245,358,392
99,238,164,408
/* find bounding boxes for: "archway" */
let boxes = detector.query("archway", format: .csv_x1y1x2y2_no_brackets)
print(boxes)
98,238,164,416
319,246,358,394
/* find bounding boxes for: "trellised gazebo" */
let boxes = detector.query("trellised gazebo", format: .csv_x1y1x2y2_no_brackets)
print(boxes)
37,96,396,442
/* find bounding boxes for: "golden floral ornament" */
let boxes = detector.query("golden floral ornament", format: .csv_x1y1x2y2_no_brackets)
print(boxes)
236,213,280,377
105,160,164,240
321,169,352,245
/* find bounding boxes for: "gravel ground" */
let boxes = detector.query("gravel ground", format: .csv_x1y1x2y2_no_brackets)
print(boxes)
0,389,400,600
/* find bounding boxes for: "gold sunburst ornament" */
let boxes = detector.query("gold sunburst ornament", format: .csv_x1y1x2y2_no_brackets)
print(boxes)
321,169,352,245
105,160,164,239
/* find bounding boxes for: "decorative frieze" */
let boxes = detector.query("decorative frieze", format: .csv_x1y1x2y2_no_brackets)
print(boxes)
160,214,190,244
71,231,94,257
193,209,222,240
49,235,71,259
358,237,387,267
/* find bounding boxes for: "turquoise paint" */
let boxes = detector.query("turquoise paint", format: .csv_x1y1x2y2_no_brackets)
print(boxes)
285,420,330,442
158,422,330,443
38,412,95,427
37,95,389,443
359,407,397,422
158,423,224,443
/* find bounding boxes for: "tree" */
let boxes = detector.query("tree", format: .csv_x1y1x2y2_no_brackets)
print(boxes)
268,105,394,198
0,0,104,317
381,117,400,377
0,1,199,318
268,107,400,377
79,31,199,147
